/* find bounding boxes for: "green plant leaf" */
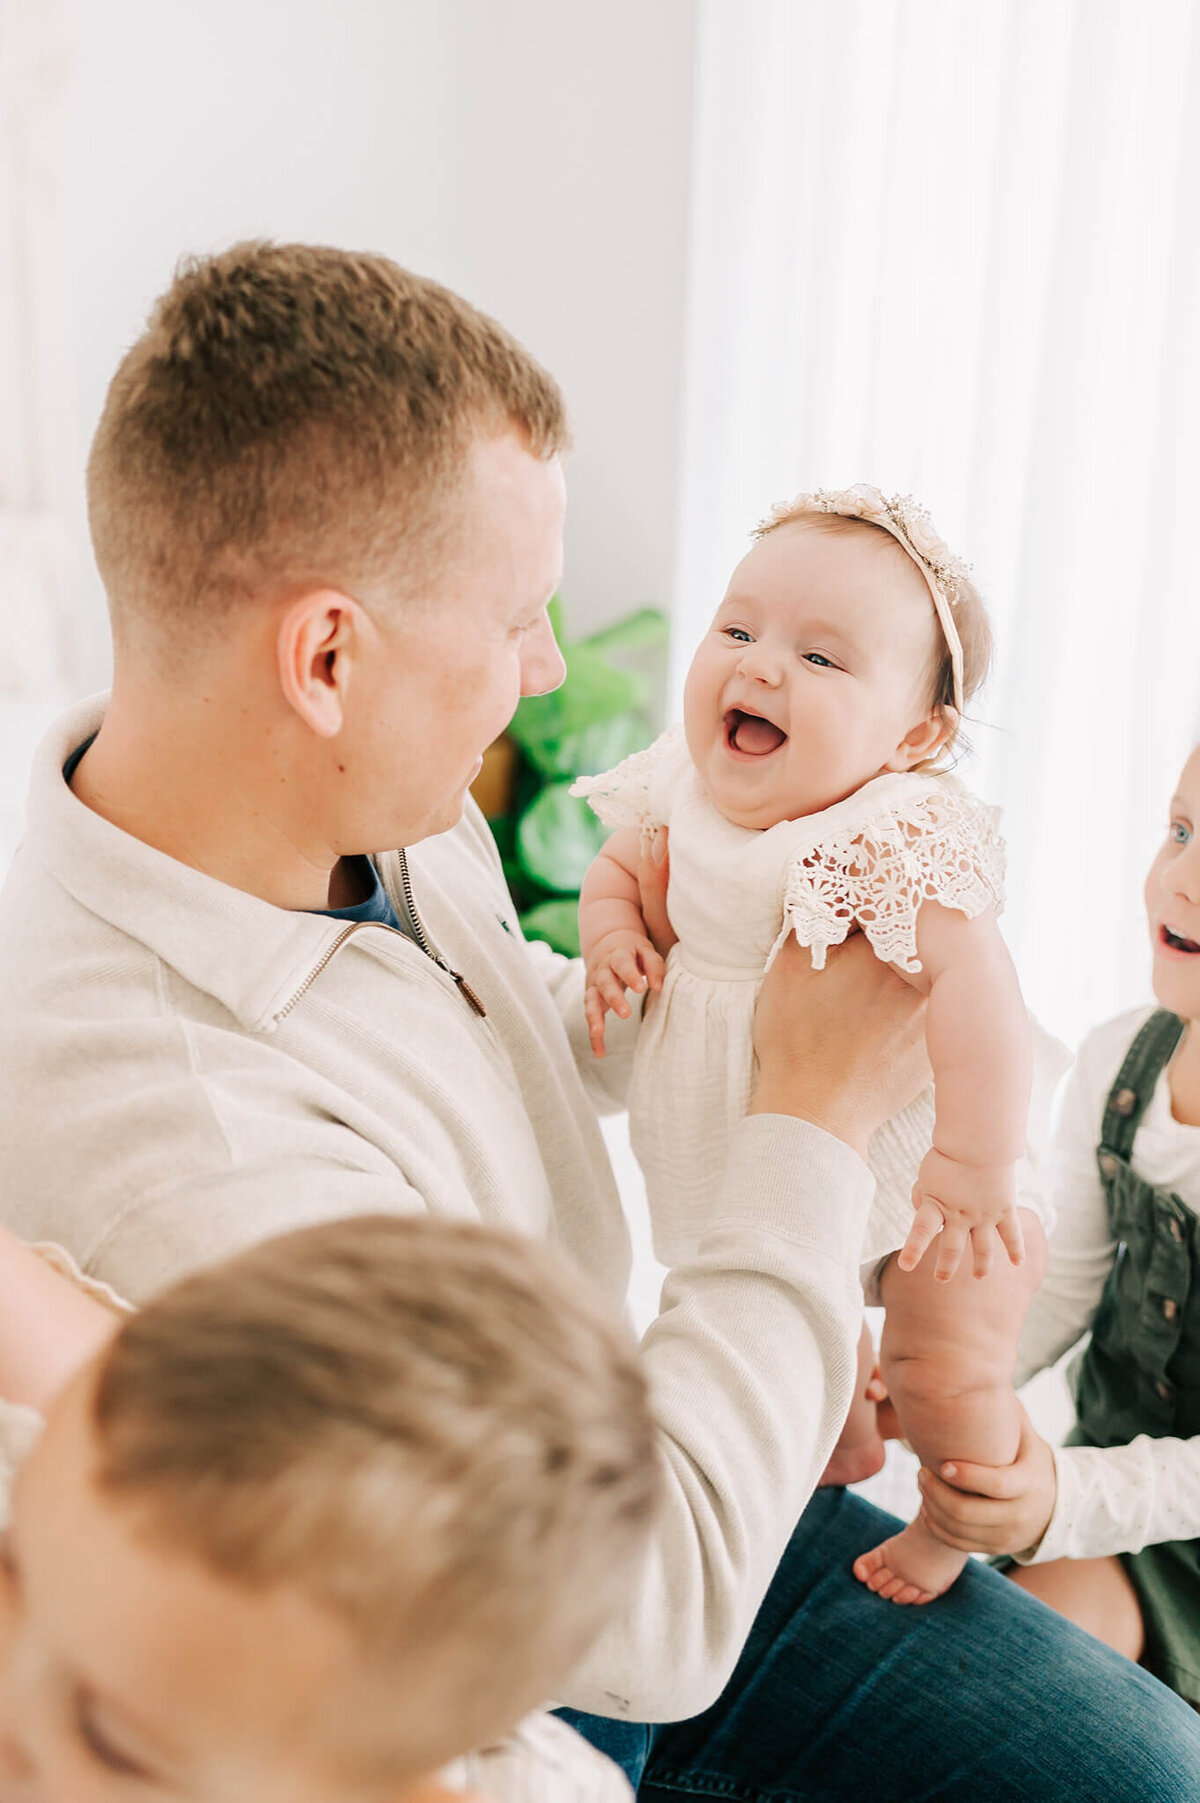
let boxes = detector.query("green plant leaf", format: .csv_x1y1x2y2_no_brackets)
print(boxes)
580,606,669,655
519,897,581,957
509,643,648,776
516,783,610,892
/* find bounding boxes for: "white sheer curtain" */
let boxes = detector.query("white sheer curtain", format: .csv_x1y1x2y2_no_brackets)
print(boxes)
673,0,1200,1052
0,0,75,857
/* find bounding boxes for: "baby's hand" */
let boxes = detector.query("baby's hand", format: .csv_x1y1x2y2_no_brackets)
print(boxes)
584,930,665,1058
901,1148,1024,1283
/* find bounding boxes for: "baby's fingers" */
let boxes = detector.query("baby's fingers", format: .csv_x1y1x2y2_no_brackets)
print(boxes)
933,1217,969,1284
638,943,667,993
897,1197,945,1273
970,1223,997,1281
593,965,634,1020
584,985,609,1059
997,1209,1026,1268
610,949,650,997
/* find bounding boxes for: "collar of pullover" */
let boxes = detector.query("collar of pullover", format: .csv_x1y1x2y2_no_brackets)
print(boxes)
22,695,373,1034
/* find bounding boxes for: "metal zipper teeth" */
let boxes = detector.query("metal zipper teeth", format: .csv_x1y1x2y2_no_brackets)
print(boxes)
273,922,363,1023
394,850,487,1018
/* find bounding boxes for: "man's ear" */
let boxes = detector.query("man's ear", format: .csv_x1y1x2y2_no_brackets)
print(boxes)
884,706,956,773
275,590,360,738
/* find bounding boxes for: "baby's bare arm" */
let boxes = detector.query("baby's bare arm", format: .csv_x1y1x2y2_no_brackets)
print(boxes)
579,828,666,1056
578,827,647,960
903,904,1032,1279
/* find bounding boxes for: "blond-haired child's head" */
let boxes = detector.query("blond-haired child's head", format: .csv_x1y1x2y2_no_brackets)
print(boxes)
682,497,992,831
0,1217,657,1801
86,241,570,659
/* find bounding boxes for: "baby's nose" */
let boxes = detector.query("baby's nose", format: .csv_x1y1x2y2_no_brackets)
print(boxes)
737,643,783,684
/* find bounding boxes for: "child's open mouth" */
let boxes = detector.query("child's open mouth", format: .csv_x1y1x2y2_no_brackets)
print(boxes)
1160,924,1200,955
724,708,788,757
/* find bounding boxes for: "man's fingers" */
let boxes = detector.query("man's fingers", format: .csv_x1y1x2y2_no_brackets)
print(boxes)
636,828,676,960
897,1197,943,1272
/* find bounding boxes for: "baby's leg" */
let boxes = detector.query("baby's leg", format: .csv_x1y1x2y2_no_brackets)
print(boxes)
820,1319,887,1487
853,1209,1046,1605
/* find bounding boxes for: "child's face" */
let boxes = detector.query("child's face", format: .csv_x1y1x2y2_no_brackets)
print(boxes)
0,1373,430,1803
1145,744,1200,1019
682,522,946,829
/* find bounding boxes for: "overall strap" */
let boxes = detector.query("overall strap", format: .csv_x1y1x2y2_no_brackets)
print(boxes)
1099,1009,1186,1160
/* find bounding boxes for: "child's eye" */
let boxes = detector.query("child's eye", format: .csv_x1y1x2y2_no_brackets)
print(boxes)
803,652,836,669
1170,821,1192,846
721,626,753,644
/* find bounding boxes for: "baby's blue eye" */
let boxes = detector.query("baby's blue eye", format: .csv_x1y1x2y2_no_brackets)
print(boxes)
1170,821,1192,846
722,626,753,643
804,652,835,668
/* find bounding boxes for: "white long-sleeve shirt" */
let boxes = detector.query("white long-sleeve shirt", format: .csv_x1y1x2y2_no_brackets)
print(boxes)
0,696,872,1723
1016,1005,1200,1563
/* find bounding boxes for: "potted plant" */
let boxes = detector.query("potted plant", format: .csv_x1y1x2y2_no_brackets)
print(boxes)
471,599,668,955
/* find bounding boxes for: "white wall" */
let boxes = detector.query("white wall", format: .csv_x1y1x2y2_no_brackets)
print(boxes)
65,0,698,686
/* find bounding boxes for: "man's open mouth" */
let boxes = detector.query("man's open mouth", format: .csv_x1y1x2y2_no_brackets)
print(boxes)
724,708,788,757
1161,924,1200,955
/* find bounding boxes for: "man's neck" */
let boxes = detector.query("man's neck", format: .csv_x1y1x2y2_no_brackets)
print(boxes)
70,678,345,912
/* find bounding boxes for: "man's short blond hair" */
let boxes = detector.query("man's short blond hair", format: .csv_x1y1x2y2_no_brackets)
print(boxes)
90,1215,657,1783
86,241,570,651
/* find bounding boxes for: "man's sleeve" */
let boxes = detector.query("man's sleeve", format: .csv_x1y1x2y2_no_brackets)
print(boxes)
562,1113,872,1723
522,937,643,1113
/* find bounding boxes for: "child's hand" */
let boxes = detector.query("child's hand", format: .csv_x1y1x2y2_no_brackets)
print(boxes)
901,1148,1024,1282
584,930,665,1057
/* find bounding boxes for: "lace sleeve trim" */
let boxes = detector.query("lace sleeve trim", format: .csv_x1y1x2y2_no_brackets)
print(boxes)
769,782,1006,975
569,723,688,831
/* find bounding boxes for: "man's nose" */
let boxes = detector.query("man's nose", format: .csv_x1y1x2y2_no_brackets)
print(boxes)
519,613,567,699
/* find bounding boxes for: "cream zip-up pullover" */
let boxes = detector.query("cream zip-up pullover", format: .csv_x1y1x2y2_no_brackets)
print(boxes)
0,697,873,1722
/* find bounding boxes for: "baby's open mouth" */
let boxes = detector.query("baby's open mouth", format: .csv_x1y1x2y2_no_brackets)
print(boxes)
724,708,788,756
1161,924,1200,954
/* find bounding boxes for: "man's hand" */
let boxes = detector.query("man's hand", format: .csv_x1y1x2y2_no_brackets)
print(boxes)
749,934,930,1156
636,825,676,961
916,1403,1057,1556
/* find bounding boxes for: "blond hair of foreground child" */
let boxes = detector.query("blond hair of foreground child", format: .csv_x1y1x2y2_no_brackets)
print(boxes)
573,485,1054,1608
0,1217,658,1802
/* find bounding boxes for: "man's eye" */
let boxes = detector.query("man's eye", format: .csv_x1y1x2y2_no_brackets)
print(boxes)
803,652,835,669
1170,821,1192,846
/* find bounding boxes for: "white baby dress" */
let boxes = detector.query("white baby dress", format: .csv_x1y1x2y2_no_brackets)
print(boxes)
573,726,1061,1272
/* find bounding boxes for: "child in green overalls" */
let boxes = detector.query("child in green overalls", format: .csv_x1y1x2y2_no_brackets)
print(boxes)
916,740,1200,1704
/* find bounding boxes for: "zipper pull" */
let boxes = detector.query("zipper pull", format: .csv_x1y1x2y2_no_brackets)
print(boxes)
453,972,488,1017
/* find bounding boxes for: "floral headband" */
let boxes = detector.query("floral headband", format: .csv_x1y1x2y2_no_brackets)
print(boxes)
762,483,970,716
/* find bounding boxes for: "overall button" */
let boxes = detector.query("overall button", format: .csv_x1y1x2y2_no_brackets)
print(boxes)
1111,1087,1138,1116
1163,1298,1179,1322
1170,1217,1185,1243
1156,1379,1174,1402
1098,1152,1119,1179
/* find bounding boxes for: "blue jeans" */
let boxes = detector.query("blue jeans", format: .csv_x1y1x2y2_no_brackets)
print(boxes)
560,1488,1200,1800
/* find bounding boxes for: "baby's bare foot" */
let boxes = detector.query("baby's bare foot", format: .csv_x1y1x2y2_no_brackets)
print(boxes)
852,1511,968,1605
819,1432,887,1488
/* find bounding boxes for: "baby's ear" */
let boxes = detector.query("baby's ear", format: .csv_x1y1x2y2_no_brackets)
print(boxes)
885,707,956,773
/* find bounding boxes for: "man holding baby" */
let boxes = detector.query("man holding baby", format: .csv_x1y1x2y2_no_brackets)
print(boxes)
0,242,1194,1797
